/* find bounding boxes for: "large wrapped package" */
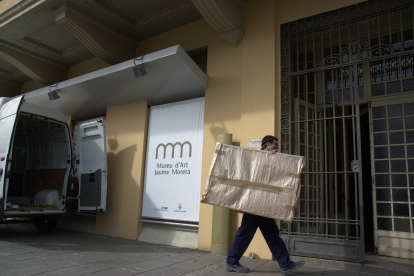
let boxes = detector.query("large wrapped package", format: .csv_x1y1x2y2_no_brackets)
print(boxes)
201,143,306,222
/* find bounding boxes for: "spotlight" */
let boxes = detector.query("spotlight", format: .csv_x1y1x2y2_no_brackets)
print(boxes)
48,90,60,101
132,63,148,78
48,83,60,101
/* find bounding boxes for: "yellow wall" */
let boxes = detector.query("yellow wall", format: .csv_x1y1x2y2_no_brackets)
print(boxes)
136,18,244,251
65,115,78,138
95,101,150,240
20,80,45,94
66,57,110,80
239,0,277,259
0,0,21,14
0,80,20,97
136,0,280,259
276,0,365,24
19,57,109,95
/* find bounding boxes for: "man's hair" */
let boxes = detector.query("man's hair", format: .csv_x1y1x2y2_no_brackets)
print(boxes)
261,135,278,150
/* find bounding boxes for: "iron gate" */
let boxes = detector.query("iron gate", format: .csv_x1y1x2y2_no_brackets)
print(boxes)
280,0,414,262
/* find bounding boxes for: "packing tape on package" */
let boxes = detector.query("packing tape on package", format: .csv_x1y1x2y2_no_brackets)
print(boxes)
285,205,297,211
216,176,283,194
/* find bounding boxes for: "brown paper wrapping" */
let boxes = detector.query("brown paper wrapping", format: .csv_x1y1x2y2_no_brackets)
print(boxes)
201,143,306,222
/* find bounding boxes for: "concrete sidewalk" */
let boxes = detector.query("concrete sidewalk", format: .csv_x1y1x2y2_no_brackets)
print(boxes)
0,223,404,276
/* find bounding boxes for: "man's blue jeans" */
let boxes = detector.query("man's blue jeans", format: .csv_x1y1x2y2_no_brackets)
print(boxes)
226,213,291,268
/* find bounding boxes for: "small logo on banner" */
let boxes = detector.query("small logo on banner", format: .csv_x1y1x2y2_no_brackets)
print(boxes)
156,142,192,159
162,207,168,210
174,203,186,213
154,206,168,211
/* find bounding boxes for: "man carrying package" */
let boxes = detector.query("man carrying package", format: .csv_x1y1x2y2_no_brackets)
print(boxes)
225,135,305,274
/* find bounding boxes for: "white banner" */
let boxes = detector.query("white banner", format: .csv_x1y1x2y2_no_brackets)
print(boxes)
142,98,204,222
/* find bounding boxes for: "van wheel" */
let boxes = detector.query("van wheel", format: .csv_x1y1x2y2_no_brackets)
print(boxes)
34,218,58,231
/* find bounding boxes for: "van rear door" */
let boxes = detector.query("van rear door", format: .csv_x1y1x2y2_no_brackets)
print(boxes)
75,118,107,212
0,96,24,213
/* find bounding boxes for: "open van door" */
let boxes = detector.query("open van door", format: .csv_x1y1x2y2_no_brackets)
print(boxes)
75,118,107,212
0,96,24,213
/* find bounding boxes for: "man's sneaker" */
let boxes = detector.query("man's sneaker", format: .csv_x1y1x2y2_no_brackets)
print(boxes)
280,261,305,274
225,263,250,273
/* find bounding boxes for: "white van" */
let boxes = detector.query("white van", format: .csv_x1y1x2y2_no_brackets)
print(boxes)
0,96,107,230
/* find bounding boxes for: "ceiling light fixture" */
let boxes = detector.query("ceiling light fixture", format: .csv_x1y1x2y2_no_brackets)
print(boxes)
48,83,60,101
132,55,148,78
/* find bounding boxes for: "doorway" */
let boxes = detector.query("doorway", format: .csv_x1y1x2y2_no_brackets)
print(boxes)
280,0,414,261
360,106,375,253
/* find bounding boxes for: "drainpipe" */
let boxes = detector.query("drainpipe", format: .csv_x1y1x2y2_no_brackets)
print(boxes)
211,134,232,256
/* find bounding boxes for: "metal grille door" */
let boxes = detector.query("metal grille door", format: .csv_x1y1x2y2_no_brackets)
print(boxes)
280,0,414,262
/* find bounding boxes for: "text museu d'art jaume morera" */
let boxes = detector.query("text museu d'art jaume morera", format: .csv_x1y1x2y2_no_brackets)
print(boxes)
155,162,190,176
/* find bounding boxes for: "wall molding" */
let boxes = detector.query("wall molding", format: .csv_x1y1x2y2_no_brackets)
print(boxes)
191,0,245,47
0,40,68,68
0,76,22,87
16,37,62,57
15,18,88,59
21,19,55,37
53,2,136,64
135,0,195,29
0,39,68,85
0,69,24,80
0,69,13,78
0,0,55,32
16,36,88,59
62,44,88,59
85,0,196,30
85,0,135,29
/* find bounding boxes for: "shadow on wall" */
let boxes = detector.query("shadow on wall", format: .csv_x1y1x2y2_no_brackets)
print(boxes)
107,135,119,151
97,143,142,239
209,121,240,146
208,121,242,251
59,134,124,234
209,122,228,139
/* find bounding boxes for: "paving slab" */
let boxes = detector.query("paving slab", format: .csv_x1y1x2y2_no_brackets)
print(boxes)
323,267,359,276
0,261,75,276
252,262,327,276
173,258,222,271
290,255,414,276
2,257,65,269
0,266,14,275
137,264,192,276
159,251,205,262
82,266,143,276
121,258,177,271
46,263,115,276
0,223,410,276
87,255,154,267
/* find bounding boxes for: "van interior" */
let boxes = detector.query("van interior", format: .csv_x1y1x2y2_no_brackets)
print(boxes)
5,113,70,212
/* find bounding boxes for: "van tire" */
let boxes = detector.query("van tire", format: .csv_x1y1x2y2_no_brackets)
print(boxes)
34,218,58,231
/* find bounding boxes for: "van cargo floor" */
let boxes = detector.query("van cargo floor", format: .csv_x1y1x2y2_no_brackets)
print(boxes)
6,206,59,211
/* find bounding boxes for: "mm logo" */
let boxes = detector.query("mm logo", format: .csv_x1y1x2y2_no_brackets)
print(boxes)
156,142,192,159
